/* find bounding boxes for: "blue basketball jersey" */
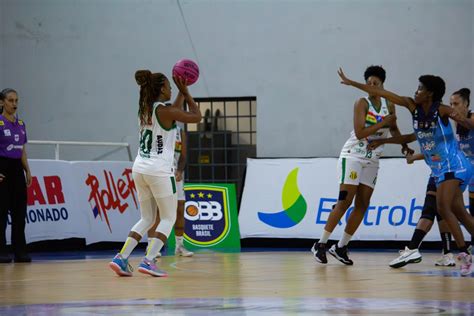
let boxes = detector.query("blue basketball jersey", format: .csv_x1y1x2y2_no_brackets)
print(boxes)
457,111,474,162
413,103,469,178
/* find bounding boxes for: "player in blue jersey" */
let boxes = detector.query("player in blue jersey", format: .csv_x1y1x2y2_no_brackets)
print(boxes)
450,88,473,244
370,88,473,268
338,68,474,276
369,146,456,268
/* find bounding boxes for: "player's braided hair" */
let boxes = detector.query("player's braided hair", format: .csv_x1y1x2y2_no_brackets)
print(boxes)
135,70,168,126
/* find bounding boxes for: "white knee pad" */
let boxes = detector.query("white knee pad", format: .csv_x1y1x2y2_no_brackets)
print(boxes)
155,194,178,237
130,197,157,236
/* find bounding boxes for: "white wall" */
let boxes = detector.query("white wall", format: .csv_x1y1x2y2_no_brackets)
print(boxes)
1,0,472,159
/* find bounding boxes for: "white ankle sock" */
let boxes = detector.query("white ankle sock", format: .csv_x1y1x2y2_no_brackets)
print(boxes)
176,236,184,247
338,232,352,248
146,238,164,260
119,237,139,259
319,230,331,244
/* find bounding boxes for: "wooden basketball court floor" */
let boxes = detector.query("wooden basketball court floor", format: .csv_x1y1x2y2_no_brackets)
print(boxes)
0,250,473,315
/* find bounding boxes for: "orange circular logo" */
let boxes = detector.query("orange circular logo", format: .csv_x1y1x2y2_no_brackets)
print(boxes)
186,205,199,217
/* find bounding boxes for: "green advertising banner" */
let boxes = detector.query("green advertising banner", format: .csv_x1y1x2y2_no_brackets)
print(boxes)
168,183,241,253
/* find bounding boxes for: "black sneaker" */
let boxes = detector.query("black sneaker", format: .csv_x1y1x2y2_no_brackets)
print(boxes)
14,253,32,263
0,253,12,263
311,242,327,264
328,244,353,265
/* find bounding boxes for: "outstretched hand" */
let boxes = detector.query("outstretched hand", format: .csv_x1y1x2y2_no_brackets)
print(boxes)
337,68,352,85
367,140,382,150
406,154,416,164
173,75,189,95
449,109,463,122
402,145,414,156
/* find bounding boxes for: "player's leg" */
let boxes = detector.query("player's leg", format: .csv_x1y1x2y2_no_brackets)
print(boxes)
110,172,156,276
139,175,178,277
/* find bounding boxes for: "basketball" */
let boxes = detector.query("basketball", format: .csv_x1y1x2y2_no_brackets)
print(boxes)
172,59,199,85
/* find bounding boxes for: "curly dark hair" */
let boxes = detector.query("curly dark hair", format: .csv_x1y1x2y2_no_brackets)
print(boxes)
419,75,446,103
364,65,386,83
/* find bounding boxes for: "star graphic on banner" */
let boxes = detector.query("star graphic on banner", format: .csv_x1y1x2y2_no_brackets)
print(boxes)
190,193,196,199
207,193,213,199
198,192,205,198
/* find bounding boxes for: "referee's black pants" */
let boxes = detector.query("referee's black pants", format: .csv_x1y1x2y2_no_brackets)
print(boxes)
0,157,27,256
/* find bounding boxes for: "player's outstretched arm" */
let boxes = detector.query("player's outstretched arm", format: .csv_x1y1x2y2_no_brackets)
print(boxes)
338,68,416,112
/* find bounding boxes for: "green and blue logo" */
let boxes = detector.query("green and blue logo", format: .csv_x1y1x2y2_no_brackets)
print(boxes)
258,168,307,228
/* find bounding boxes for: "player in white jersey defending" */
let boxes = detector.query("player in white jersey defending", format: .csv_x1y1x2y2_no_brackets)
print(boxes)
147,123,194,257
109,70,201,277
312,66,412,265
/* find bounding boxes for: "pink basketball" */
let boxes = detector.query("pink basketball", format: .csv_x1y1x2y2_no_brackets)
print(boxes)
172,59,199,85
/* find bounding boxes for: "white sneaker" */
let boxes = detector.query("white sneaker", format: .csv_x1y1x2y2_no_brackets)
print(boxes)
434,252,455,267
175,245,194,257
457,252,473,276
389,247,422,268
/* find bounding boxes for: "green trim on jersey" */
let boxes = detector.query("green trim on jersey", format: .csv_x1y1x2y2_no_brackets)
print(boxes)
341,158,346,183
155,105,177,131
170,176,177,194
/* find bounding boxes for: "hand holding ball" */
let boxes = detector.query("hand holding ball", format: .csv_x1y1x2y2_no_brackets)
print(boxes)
172,59,199,86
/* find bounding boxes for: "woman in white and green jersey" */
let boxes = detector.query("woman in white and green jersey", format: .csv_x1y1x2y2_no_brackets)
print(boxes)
311,66,412,265
109,70,201,277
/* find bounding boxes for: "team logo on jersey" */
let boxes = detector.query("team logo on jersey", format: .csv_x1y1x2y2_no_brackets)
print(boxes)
430,154,441,162
349,171,358,180
184,186,231,245
175,140,182,152
258,168,307,228
366,111,384,125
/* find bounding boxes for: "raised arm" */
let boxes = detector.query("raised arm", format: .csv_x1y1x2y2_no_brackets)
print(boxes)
338,68,416,112
353,98,396,140
158,76,202,125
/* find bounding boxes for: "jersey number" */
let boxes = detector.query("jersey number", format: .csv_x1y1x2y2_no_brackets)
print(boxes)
139,129,152,157
365,150,372,159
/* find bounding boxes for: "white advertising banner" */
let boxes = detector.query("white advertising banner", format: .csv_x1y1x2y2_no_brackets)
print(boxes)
239,158,471,241
71,161,140,244
6,160,89,244
6,160,138,245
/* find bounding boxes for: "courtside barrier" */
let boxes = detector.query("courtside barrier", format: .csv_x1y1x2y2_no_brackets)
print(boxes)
6,160,241,251
239,158,471,241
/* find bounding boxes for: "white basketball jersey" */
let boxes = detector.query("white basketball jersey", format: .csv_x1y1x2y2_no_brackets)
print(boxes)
132,102,177,176
340,97,391,163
